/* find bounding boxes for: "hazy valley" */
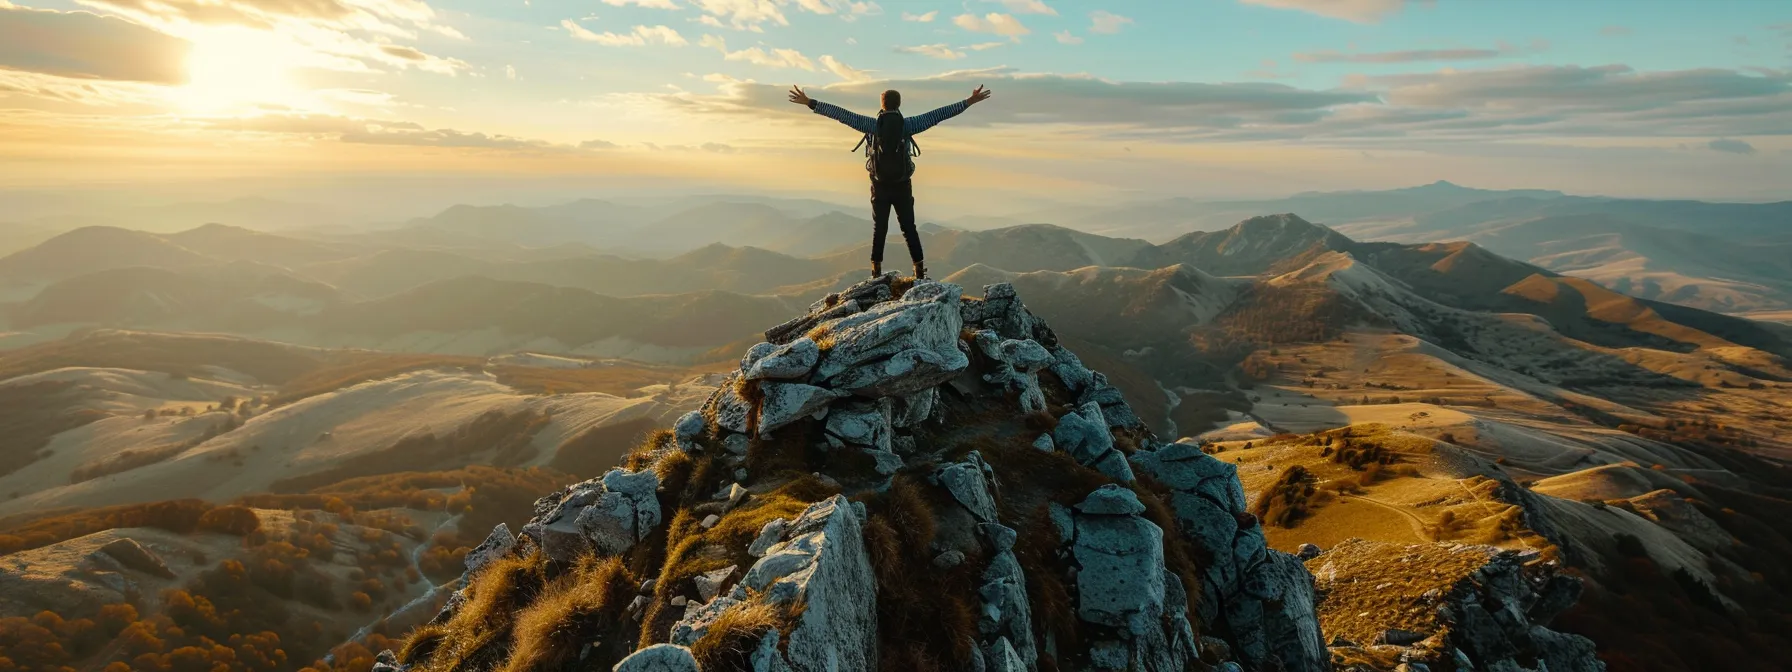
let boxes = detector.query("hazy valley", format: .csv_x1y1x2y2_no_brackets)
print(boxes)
1,184,1789,672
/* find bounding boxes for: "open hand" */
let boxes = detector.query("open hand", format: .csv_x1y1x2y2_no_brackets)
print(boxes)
788,85,812,107
967,85,992,105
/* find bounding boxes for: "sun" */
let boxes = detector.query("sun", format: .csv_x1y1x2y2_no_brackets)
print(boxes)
177,27,309,113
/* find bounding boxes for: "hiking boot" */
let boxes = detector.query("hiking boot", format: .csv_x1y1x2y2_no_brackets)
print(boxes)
870,260,882,278
913,261,928,280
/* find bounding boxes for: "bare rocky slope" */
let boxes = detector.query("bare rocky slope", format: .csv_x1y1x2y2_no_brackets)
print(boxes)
371,276,1601,672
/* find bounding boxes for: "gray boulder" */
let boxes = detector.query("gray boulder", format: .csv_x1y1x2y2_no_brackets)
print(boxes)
757,382,847,436
745,337,820,381
612,644,700,672
463,523,517,574
1054,403,1134,482
725,496,878,671
824,399,893,452
673,411,705,452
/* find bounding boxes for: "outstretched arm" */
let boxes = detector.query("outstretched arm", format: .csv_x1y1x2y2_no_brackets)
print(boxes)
907,85,992,135
789,85,875,134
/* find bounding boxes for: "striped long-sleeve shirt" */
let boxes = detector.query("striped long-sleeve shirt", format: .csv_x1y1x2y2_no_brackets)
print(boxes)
810,99,971,137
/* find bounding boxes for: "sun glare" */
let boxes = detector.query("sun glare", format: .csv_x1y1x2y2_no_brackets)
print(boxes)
178,27,308,112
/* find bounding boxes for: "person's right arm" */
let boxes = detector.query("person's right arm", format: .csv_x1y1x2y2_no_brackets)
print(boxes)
789,85,875,133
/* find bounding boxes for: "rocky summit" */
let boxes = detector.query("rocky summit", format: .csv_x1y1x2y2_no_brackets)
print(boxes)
373,274,1600,672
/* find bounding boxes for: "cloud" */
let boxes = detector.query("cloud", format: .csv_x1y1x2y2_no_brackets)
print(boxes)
1054,30,1082,45
819,54,869,81
0,5,191,85
649,67,1379,134
73,0,468,76
988,0,1055,16
953,12,1029,39
645,63,1792,147
603,0,680,7
342,127,556,149
1294,41,1544,64
505,64,517,80
1600,25,1631,37
1707,138,1756,154
700,34,814,70
896,44,965,60
902,10,935,22
689,0,788,31
1088,10,1130,34
563,21,688,46
687,0,877,31
581,138,620,149
1238,0,1410,24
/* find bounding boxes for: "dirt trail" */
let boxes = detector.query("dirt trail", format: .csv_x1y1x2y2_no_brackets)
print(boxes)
1340,494,1429,542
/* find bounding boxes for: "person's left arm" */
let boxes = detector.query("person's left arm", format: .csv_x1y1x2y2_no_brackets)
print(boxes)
906,85,992,135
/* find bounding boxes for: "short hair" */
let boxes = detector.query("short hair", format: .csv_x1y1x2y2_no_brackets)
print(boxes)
881,90,901,111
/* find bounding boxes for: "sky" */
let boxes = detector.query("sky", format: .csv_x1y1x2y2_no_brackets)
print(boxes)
1,0,1790,218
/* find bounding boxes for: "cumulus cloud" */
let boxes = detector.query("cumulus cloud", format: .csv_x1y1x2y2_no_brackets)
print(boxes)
988,0,1055,16
700,34,814,70
563,21,688,46
1088,10,1130,34
0,5,191,84
1707,138,1756,154
603,0,680,8
1054,30,1082,45
687,0,876,31
1238,0,1411,24
954,12,1029,39
902,10,936,22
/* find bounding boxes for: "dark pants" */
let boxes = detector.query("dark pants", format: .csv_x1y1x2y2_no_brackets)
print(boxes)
870,179,923,264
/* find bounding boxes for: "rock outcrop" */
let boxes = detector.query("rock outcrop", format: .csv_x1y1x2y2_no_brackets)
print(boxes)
1131,439,1328,671
521,466,663,562
1310,539,1602,672
378,274,1601,672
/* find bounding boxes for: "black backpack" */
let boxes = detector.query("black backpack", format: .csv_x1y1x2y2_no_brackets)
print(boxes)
856,111,919,184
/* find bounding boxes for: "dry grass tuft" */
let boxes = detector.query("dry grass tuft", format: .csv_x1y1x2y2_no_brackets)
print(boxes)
622,429,677,473
407,548,549,669
690,600,783,670
641,477,834,649
859,474,981,668
500,556,637,672
1015,504,1079,653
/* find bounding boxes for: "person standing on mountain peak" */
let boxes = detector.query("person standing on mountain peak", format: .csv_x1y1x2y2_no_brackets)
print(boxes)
788,84,993,280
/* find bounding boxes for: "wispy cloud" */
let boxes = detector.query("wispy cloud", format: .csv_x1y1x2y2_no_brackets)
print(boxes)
602,0,680,8
902,10,936,22
819,54,869,81
650,63,1792,147
897,44,965,60
563,21,688,46
1295,40,1545,64
1088,10,1131,34
1238,0,1411,24
1707,138,1756,154
1054,30,1082,45
1600,25,1632,37
954,12,1030,39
